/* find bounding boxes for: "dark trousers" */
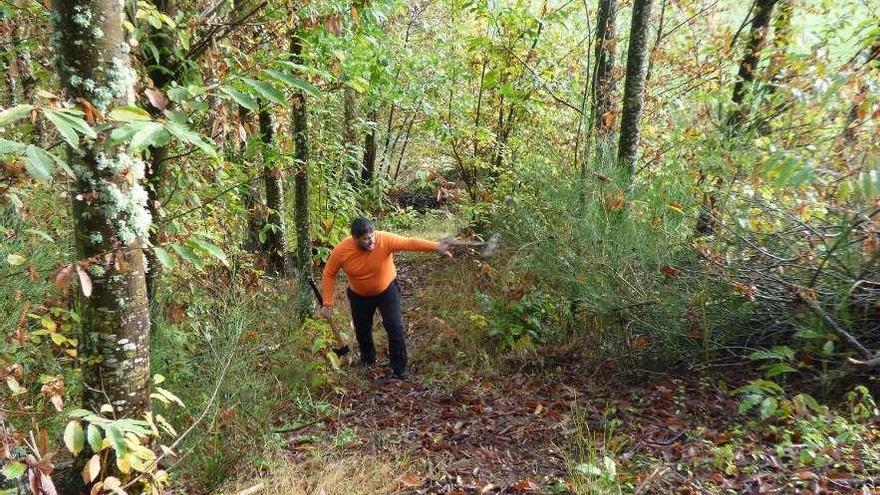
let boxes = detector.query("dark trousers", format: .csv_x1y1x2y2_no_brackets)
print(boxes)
347,280,407,374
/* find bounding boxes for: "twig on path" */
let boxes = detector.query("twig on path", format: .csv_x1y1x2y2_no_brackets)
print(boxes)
234,483,265,495
272,417,326,434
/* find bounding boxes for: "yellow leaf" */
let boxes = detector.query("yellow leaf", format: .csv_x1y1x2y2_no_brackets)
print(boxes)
116,455,131,474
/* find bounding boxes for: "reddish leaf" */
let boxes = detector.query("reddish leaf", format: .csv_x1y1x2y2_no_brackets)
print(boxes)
16,301,29,345
145,88,168,111
52,264,74,292
75,98,102,125
660,265,681,276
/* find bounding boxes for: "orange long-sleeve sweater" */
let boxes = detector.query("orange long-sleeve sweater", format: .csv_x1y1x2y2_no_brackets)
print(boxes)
321,231,439,306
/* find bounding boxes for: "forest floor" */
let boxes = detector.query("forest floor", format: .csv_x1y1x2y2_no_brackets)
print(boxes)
221,255,880,495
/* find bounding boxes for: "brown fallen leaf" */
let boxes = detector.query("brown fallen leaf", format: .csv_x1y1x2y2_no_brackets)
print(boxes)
398,474,422,487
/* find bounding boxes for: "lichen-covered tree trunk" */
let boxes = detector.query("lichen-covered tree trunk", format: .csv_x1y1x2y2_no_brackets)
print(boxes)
616,0,654,182
727,0,777,128
258,108,289,276
52,0,151,417
361,108,378,184
290,32,313,315
592,0,618,142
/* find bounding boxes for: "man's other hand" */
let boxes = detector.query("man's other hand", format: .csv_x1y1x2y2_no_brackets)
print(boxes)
319,306,333,319
436,238,453,258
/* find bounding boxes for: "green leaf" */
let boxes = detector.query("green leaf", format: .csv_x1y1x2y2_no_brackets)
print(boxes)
152,246,175,269
129,121,168,151
105,424,127,456
241,77,286,105
220,87,259,112
50,109,96,137
25,228,54,242
63,420,85,455
164,121,218,158
170,243,204,270
187,237,228,267
166,86,190,102
0,104,33,125
738,393,762,414
23,145,56,183
87,423,103,452
276,61,333,80
42,109,81,148
764,362,797,377
1,461,26,480
107,105,151,122
759,396,779,419
0,138,27,156
264,69,320,96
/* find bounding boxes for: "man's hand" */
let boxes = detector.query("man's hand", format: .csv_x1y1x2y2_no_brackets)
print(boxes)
436,238,453,258
319,306,333,320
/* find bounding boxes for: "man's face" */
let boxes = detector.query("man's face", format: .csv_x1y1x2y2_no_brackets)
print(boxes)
355,230,375,251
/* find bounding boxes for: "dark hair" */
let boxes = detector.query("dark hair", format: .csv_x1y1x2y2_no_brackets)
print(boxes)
350,217,374,237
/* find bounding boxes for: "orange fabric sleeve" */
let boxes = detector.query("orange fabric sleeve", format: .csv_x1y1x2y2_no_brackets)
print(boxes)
321,246,344,307
382,232,439,252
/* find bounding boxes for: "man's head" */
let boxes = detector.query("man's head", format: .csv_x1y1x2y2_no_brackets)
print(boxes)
350,217,375,251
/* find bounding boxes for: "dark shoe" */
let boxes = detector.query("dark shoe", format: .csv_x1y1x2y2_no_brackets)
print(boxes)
392,370,409,380
332,345,350,357
358,357,377,367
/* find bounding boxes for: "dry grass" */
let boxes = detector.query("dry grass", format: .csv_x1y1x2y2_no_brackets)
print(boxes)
219,452,406,495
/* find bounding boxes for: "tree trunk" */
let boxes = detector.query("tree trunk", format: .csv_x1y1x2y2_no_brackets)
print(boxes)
53,0,151,420
727,0,778,128
592,0,618,141
290,32,313,316
240,104,264,253
1,15,15,106
258,108,289,276
343,85,358,181
616,0,654,183
361,108,377,184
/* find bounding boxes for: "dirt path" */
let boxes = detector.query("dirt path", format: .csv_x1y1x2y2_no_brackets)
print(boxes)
278,258,714,493
278,258,875,494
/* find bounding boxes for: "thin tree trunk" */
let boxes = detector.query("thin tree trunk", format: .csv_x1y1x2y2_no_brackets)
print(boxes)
393,111,418,181
343,85,357,181
361,109,377,184
616,0,654,183
53,0,151,422
291,32,312,315
592,0,618,139
1,16,16,106
258,108,289,276
727,0,777,128
241,104,263,253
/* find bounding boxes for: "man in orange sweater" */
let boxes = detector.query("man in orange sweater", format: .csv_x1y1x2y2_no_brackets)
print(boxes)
320,218,452,379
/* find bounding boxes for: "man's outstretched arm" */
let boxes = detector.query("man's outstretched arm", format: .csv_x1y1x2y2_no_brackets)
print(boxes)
383,232,452,257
